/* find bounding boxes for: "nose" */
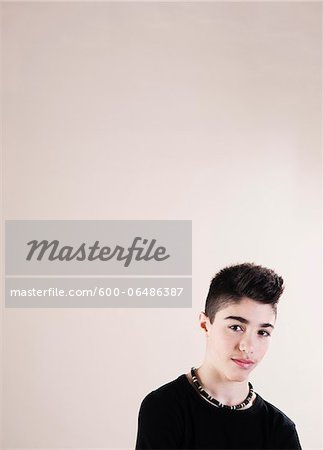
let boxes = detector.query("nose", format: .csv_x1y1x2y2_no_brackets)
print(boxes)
239,334,255,355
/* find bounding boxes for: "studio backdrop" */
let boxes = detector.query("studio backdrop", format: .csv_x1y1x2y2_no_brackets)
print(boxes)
1,2,321,449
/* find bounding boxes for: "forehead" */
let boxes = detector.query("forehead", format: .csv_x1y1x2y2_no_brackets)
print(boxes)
215,297,276,323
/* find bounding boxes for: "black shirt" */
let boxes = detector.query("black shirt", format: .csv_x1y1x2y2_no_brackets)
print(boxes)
135,374,302,450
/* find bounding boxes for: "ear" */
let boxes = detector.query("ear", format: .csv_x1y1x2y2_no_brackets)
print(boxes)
199,312,211,336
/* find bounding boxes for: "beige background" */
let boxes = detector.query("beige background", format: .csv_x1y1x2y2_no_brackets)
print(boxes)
1,2,322,449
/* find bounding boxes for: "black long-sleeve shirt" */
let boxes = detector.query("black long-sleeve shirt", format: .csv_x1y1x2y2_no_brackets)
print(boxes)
136,374,302,450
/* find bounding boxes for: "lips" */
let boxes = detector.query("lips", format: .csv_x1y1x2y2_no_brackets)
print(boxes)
231,358,255,369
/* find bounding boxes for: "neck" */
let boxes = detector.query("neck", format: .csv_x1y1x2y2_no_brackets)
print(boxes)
196,361,250,406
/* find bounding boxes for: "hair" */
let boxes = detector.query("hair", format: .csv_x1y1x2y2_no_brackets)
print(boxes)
205,263,284,323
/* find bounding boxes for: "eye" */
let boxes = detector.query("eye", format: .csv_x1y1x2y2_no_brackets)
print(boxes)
229,325,244,332
258,330,271,337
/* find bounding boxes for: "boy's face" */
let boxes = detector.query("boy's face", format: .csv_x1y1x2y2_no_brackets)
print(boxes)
200,297,276,382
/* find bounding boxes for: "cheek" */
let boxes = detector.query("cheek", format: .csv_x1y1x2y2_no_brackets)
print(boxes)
256,339,271,359
210,329,239,351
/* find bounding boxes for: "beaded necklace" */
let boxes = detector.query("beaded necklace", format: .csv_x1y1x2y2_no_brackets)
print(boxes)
190,367,254,410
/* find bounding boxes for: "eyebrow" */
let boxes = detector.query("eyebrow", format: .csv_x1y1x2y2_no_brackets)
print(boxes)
224,315,275,329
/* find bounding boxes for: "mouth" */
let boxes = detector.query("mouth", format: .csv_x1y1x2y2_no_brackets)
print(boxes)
231,358,255,369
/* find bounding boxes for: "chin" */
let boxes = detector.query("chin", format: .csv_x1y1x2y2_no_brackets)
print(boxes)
229,374,248,382
227,370,249,382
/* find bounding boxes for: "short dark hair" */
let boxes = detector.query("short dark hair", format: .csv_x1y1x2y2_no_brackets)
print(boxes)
205,263,284,323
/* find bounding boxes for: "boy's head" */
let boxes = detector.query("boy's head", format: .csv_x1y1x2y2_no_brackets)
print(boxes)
205,263,284,323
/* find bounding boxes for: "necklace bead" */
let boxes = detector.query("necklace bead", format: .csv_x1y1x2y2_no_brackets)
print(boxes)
190,367,254,410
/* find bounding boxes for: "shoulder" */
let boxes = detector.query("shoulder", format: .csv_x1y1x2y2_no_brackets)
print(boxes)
257,395,302,448
136,376,187,449
258,394,296,428
139,375,188,416
140,375,188,404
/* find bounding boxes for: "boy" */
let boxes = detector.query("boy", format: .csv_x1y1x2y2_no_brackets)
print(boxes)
135,263,302,449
